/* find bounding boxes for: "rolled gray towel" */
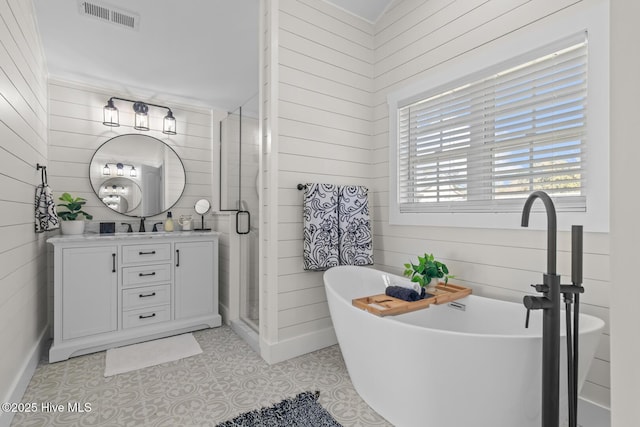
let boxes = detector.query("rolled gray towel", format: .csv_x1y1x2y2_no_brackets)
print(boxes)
385,285,420,301
385,286,434,301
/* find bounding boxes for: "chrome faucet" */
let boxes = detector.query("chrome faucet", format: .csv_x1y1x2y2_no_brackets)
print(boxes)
521,191,560,427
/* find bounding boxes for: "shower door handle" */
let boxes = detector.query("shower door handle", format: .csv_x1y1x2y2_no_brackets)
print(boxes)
236,210,250,234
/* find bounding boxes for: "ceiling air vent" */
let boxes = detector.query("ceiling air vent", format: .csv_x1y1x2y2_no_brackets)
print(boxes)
78,1,139,31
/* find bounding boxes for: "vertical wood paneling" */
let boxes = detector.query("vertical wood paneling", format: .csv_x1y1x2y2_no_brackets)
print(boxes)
372,0,610,408
0,0,48,409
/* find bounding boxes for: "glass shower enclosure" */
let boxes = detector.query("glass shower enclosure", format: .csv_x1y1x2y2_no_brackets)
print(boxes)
220,94,260,335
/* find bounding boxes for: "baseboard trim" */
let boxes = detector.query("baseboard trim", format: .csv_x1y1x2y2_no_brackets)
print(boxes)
230,320,260,355
0,327,49,427
260,327,337,364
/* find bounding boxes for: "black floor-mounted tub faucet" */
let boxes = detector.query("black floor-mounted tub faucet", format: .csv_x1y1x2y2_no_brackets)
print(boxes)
521,191,561,427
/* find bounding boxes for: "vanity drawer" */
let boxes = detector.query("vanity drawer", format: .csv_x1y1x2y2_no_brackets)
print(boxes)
122,305,171,329
122,243,171,264
122,284,171,310
122,264,171,287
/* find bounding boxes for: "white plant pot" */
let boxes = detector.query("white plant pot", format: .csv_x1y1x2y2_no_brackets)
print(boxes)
60,220,85,235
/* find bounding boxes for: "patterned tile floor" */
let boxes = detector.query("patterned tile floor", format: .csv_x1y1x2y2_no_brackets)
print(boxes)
12,326,392,426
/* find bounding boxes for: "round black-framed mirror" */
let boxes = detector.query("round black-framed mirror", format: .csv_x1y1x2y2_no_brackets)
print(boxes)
89,134,186,217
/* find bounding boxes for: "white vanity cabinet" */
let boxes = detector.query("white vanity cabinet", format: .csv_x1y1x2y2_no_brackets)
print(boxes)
120,242,173,330
60,246,118,340
175,241,215,320
48,232,222,362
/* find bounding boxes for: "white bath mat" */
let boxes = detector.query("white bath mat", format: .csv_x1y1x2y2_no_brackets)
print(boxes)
104,333,202,377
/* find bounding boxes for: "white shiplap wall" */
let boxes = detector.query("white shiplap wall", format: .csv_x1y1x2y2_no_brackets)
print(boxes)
261,0,374,362
609,1,640,424
45,78,223,342
372,0,610,408
261,0,275,349
262,0,611,409
0,0,49,417
46,78,217,228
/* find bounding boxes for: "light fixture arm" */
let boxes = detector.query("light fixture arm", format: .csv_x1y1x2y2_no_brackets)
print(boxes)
104,97,176,135
108,96,173,115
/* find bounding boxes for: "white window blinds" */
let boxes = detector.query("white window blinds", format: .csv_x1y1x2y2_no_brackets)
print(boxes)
397,34,587,213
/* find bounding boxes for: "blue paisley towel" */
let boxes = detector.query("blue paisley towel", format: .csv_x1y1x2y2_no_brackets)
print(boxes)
35,183,60,233
303,184,373,270
303,184,339,271
338,185,373,266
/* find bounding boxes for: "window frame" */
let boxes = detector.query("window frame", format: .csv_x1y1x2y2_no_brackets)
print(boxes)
387,5,609,232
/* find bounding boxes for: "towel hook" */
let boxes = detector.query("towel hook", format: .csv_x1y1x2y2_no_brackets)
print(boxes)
37,163,47,185
297,184,306,191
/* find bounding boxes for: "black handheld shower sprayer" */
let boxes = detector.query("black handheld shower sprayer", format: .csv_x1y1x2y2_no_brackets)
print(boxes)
562,225,585,427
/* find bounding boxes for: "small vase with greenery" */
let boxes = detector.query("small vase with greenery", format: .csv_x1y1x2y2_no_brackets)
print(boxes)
57,193,93,235
403,253,453,288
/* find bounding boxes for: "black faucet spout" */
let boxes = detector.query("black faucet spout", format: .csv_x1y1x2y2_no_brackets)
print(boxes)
521,191,557,275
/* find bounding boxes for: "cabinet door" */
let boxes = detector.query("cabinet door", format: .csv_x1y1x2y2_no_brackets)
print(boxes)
62,246,118,340
174,241,216,319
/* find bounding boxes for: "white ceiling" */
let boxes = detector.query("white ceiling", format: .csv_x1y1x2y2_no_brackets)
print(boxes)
33,0,392,112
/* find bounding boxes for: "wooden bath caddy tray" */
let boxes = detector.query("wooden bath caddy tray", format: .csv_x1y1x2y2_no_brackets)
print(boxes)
352,283,472,316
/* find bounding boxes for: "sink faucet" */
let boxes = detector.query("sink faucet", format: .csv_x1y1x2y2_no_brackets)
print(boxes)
152,222,163,232
521,190,560,427
139,217,145,233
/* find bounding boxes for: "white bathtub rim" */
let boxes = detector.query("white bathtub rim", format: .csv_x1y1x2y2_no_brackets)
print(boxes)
324,267,605,340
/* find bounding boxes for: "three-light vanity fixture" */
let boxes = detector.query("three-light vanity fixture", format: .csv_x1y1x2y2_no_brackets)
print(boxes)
102,96,176,135
102,162,137,177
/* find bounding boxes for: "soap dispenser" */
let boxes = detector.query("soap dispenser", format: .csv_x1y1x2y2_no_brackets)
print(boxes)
164,211,174,232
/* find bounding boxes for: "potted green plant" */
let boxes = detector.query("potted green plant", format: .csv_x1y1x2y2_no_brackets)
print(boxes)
57,192,93,235
403,253,453,289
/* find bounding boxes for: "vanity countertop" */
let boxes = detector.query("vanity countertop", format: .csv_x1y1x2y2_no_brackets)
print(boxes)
47,230,221,244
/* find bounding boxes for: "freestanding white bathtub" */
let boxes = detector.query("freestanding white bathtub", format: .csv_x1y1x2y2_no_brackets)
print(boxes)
324,266,604,427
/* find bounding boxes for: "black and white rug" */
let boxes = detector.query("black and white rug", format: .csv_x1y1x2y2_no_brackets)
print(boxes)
216,391,342,427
